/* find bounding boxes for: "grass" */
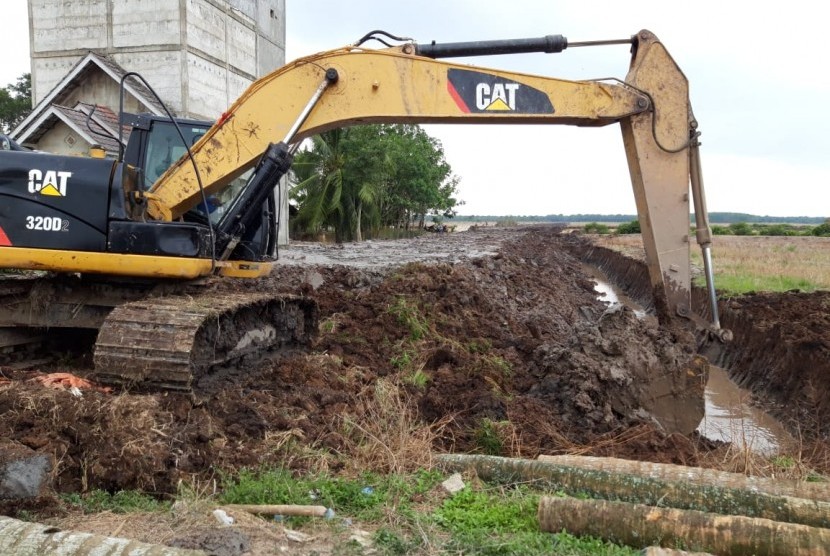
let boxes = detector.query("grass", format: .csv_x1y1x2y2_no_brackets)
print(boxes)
216,468,636,555
61,489,170,514
693,236,830,294
599,234,830,295
474,419,508,455
388,296,431,340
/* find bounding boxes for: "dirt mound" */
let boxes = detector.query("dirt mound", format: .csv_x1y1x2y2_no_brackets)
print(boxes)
1,227,713,500
702,291,830,440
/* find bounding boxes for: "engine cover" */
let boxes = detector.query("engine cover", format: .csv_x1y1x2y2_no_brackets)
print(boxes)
0,151,114,252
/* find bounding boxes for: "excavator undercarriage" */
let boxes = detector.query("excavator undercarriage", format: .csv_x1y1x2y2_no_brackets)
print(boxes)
0,275,317,391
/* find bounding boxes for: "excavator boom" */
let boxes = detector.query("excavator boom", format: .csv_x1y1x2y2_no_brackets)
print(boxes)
148,46,649,220
148,29,716,329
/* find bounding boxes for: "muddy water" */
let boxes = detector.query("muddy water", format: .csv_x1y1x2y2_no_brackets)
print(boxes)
585,265,793,454
698,365,794,454
582,265,648,319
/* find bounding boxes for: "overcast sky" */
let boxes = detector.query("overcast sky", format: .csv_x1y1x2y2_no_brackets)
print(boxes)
4,0,828,217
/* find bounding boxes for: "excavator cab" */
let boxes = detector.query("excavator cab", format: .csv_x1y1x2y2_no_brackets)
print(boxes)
121,113,278,264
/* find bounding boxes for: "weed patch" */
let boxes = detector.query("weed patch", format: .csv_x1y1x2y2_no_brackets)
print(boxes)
434,486,636,555
388,296,430,340
61,490,169,514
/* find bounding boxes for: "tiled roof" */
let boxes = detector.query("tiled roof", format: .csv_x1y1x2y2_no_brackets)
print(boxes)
20,103,126,154
11,51,166,142
89,53,167,114
75,102,133,145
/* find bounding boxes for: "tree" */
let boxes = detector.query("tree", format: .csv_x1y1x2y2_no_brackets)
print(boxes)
616,219,641,234
812,219,830,237
0,73,32,133
291,124,461,241
291,129,347,239
383,125,460,229
291,127,390,242
729,221,753,236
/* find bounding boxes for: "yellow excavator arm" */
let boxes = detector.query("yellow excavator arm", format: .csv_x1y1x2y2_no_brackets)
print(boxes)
146,29,723,335
147,48,651,219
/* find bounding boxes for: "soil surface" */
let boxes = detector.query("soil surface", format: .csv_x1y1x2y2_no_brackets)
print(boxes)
0,227,710,497
1,226,828,547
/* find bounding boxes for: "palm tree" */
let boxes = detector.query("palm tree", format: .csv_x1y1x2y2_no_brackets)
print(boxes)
291,129,346,239
290,124,458,241
291,126,388,242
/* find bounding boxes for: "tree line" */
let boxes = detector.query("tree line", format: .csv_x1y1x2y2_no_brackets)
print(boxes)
290,124,461,242
586,219,830,237
463,213,827,224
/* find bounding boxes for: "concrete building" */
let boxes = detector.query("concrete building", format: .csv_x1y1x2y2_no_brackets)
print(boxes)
12,0,289,243
27,0,286,119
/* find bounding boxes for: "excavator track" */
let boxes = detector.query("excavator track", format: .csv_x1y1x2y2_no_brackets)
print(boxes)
93,291,318,391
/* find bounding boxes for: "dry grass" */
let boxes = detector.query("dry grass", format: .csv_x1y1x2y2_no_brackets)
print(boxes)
338,378,451,475
596,234,830,293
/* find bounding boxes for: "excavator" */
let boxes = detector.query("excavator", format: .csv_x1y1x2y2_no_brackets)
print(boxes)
0,29,726,391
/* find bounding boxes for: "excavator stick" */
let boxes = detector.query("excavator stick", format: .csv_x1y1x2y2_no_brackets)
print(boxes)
621,31,695,323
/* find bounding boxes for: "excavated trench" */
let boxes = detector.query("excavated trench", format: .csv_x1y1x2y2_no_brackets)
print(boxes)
574,238,830,444
581,262,793,453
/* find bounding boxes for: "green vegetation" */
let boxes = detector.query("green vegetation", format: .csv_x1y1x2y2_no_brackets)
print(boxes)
220,468,402,520
584,222,611,234
435,487,636,555
390,349,414,370
687,241,826,295
699,273,819,295
61,490,170,514
463,213,828,225
812,221,830,237
615,220,641,234
709,221,827,237
0,73,30,133
217,468,635,555
403,368,430,388
291,124,461,242
474,419,508,455
388,296,430,341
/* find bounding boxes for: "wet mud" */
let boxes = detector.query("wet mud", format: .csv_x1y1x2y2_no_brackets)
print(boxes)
578,239,830,443
0,226,827,508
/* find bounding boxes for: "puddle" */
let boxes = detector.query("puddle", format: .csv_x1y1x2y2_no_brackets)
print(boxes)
582,265,647,318
584,264,792,454
697,365,794,454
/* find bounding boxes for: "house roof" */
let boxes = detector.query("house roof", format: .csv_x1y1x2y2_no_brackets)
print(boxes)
10,51,167,142
15,102,128,154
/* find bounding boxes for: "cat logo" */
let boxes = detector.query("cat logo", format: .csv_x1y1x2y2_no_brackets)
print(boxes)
447,68,554,115
28,169,72,197
476,83,520,111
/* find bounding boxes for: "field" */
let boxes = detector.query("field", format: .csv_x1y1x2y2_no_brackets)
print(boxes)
595,234,830,294
1,226,828,554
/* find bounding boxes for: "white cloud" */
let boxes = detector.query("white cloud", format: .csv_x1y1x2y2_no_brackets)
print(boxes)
4,0,828,217
1,0,30,86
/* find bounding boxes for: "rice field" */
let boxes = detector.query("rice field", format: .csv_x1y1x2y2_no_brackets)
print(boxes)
594,234,830,295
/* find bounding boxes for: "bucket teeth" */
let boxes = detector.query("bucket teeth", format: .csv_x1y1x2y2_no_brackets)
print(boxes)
92,292,318,391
